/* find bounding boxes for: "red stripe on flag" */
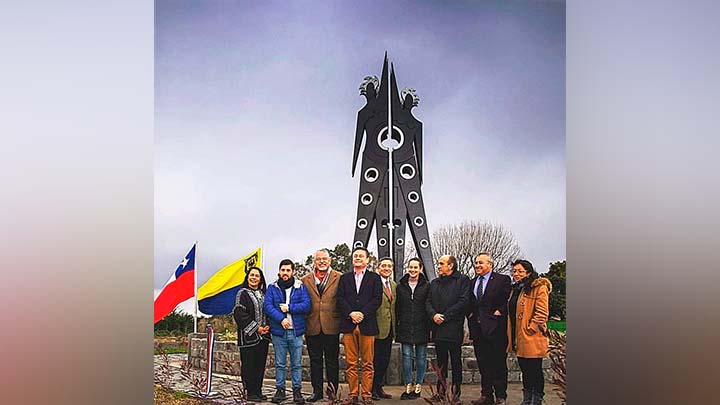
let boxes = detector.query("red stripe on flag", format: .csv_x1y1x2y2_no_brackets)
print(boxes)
154,270,195,324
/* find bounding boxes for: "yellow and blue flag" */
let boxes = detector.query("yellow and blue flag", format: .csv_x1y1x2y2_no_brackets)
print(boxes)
198,247,262,315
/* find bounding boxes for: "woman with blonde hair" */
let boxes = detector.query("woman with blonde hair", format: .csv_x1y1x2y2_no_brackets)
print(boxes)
507,260,552,405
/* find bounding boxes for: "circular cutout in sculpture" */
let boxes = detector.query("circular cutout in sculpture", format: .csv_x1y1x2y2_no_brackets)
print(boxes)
408,191,419,203
361,193,373,205
364,168,379,183
400,164,416,180
377,126,405,150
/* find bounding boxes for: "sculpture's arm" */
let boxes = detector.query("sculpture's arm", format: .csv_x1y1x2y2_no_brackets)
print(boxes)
415,122,423,184
352,112,366,177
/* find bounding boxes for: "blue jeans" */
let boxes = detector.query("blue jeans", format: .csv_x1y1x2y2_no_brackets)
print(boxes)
272,330,304,389
401,343,428,385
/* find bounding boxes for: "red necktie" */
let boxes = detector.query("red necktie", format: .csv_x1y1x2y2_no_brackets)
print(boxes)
385,280,392,300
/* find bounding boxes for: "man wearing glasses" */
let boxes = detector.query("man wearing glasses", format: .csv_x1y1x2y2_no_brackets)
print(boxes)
467,253,512,405
301,249,343,402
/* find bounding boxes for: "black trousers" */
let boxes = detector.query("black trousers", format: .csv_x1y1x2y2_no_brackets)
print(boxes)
239,339,269,396
372,334,393,391
472,337,508,399
518,357,544,396
306,332,340,395
434,340,463,398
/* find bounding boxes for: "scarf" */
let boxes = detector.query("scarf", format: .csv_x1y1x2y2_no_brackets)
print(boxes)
315,270,329,295
513,278,529,293
277,277,294,289
277,277,294,300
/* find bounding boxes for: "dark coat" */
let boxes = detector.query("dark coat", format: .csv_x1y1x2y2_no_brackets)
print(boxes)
467,271,512,344
336,269,383,335
426,270,470,343
395,273,430,344
233,288,266,348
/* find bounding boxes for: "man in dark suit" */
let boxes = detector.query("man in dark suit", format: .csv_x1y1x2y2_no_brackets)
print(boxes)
467,253,512,405
426,254,470,405
336,246,383,405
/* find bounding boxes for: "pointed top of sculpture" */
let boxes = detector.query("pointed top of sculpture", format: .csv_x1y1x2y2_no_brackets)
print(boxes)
390,63,400,107
378,53,390,102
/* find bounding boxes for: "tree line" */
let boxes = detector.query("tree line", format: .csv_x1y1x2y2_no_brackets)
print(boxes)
156,220,566,335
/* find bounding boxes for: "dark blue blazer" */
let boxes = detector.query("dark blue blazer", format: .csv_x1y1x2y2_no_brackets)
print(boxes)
336,269,383,335
467,271,512,342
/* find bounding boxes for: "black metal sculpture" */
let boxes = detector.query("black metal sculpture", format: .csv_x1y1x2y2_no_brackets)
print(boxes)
352,54,436,281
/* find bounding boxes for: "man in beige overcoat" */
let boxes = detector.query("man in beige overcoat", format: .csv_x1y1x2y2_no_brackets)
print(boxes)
371,257,397,400
301,249,343,402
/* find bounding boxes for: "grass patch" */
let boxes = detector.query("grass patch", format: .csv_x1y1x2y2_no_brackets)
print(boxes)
547,321,566,332
155,347,188,355
172,391,189,399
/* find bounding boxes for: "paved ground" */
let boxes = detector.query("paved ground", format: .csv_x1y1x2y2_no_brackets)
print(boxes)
155,354,564,404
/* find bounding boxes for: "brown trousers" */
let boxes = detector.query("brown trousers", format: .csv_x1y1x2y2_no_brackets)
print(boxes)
343,326,375,399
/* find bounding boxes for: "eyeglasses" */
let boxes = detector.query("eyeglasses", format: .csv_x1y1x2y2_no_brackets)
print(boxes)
511,269,527,274
315,257,330,261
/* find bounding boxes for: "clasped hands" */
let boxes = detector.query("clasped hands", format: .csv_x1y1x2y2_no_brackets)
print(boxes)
350,311,364,324
279,304,292,329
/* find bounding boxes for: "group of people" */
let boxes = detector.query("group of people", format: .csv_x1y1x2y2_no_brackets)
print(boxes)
233,247,552,405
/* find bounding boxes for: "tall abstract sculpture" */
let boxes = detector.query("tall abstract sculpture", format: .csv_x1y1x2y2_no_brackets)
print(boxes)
351,54,436,281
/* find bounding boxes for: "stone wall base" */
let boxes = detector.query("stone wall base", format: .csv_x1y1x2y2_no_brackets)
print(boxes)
187,333,554,385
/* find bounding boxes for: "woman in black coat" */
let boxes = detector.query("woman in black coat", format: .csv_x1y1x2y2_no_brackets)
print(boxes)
395,258,430,400
233,266,270,402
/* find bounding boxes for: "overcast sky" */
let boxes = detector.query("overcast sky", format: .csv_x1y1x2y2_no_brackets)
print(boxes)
155,0,565,295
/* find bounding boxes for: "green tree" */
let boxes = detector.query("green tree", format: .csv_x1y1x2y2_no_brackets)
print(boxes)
329,243,352,273
545,260,566,320
154,309,194,336
296,243,376,277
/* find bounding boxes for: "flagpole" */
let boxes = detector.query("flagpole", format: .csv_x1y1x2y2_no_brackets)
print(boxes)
194,240,198,334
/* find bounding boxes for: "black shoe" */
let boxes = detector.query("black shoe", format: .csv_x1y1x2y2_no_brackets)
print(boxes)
247,393,264,402
400,391,412,400
261,394,269,401
271,388,286,404
530,389,544,405
377,388,392,400
293,388,305,404
306,392,323,402
471,396,494,405
371,391,380,401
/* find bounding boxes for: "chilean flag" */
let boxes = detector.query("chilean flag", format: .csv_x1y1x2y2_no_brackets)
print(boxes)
154,244,196,324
